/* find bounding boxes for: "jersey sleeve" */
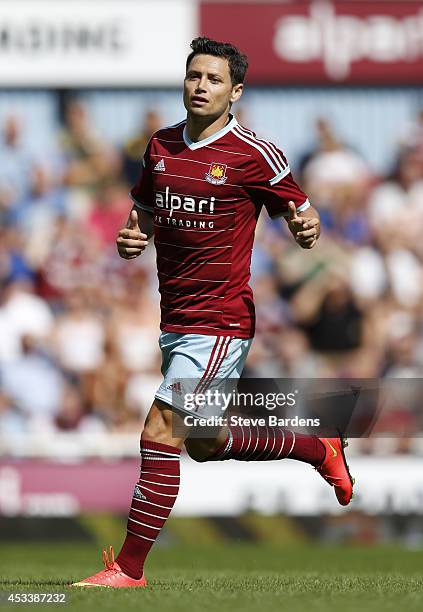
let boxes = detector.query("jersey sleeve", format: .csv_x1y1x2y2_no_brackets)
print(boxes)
244,139,310,218
130,138,154,214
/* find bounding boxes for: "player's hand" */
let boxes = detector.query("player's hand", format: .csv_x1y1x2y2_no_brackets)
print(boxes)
287,201,319,249
116,210,149,259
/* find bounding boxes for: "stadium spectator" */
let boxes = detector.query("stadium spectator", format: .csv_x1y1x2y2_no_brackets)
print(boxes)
0,335,64,426
59,99,120,196
122,110,162,185
0,115,34,211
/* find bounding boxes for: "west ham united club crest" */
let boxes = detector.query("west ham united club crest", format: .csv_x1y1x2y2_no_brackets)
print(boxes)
205,162,228,185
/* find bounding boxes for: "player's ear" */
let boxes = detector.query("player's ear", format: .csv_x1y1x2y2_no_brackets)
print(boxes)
230,83,243,104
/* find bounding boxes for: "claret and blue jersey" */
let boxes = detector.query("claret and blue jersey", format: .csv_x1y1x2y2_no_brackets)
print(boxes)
131,114,310,339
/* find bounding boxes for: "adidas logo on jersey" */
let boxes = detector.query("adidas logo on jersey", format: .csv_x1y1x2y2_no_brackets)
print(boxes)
154,159,166,171
166,381,182,395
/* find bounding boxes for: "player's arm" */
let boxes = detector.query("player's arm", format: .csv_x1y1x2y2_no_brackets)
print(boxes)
116,207,153,260
117,135,156,260
286,201,320,249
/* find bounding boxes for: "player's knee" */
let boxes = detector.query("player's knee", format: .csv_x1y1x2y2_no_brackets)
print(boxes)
141,409,173,445
185,439,219,462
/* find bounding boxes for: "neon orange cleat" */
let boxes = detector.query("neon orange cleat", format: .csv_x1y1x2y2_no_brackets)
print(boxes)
315,434,354,506
71,546,147,588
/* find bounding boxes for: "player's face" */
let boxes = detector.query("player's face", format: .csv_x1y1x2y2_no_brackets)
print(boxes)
184,54,243,120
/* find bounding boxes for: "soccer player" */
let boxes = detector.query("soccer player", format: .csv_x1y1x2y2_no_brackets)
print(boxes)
73,37,353,588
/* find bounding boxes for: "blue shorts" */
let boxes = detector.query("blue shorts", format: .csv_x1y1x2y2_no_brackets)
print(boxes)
155,332,252,417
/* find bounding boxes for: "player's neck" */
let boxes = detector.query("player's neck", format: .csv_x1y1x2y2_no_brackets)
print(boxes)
185,112,231,143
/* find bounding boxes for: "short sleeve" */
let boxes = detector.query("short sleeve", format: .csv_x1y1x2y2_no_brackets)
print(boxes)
130,139,154,214
244,137,310,219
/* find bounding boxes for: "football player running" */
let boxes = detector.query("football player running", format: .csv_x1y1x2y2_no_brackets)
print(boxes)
74,37,353,589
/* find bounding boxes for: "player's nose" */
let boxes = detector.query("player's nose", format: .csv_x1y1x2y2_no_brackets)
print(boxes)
196,75,208,92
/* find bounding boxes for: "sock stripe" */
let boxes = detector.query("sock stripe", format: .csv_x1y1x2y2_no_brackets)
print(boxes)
213,428,233,459
132,497,174,511
253,426,270,461
273,429,286,460
242,425,252,458
140,479,179,488
130,507,168,520
245,425,260,459
207,424,325,472
118,439,181,580
141,448,180,457
139,485,178,498
286,431,296,457
128,517,161,531
262,429,278,461
126,528,155,543
141,457,180,461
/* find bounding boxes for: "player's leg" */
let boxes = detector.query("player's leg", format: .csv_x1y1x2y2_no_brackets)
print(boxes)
186,424,353,506
114,398,188,579
72,398,188,588
72,332,238,588
181,334,353,505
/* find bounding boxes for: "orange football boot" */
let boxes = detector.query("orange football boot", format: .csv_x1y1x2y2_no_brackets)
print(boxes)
315,434,354,506
72,546,147,588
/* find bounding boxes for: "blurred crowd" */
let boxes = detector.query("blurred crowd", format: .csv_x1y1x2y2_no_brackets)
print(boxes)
0,99,423,450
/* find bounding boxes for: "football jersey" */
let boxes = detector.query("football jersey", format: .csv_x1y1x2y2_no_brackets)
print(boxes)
131,114,310,339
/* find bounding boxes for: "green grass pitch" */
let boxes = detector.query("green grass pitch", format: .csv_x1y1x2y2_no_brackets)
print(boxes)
1,542,423,612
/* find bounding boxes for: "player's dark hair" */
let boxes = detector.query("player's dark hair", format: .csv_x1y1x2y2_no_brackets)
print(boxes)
186,37,248,85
